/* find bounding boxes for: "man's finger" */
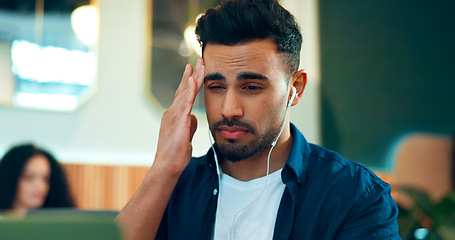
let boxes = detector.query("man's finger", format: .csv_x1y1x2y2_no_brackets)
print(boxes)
192,58,206,91
174,64,193,98
185,59,206,109
173,59,205,112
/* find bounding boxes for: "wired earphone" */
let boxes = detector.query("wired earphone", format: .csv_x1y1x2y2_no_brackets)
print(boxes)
209,86,297,240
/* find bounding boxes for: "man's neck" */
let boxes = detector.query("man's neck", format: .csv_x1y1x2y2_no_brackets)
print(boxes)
220,129,293,181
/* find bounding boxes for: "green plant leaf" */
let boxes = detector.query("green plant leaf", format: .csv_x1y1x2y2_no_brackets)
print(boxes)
397,205,419,239
426,230,443,240
437,225,455,240
398,186,435,219
434,192,455,229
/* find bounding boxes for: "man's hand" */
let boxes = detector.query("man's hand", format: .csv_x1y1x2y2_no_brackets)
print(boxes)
154,58,206,175
115,59,205,240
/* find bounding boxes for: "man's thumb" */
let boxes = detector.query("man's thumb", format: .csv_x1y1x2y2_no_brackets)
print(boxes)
189,114,198,142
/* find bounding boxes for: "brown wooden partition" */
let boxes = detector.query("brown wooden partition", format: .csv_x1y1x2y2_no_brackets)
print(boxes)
62,163,149,210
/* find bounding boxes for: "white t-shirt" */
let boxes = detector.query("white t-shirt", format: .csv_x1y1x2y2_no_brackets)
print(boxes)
213,169,286,240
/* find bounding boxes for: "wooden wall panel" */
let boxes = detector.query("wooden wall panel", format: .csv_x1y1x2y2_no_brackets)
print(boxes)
62,163,149,210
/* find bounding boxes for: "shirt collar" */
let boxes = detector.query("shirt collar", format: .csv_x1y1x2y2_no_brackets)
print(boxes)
283,123,311,184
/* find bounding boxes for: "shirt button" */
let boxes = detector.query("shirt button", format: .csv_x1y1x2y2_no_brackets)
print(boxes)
213,189,218,195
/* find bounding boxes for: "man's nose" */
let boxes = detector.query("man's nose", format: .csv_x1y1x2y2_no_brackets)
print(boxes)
220,89,243,120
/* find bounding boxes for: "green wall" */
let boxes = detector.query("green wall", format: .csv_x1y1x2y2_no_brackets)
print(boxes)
319,1,455,170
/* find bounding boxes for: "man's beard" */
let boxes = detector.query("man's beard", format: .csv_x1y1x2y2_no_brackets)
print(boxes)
211,118,282,162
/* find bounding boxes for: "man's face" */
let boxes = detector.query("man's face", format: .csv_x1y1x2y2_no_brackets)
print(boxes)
203,40,290,162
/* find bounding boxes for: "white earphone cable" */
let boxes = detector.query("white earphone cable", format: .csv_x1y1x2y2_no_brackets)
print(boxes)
211,87,296,240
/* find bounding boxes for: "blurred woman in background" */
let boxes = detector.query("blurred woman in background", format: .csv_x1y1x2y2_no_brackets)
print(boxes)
0,143,74,219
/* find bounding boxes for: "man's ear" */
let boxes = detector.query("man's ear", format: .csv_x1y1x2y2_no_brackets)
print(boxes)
289,69,307,106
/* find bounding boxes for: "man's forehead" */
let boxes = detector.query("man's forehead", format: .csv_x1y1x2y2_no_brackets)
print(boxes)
203,39,279,57
203,40,284,76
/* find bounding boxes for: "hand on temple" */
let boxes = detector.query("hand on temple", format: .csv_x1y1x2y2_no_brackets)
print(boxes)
154,58,206,175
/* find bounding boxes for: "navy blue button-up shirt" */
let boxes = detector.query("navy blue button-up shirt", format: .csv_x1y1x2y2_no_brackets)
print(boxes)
156,123,400,239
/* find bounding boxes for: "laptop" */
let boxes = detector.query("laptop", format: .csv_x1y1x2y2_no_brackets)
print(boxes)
0,209,123,240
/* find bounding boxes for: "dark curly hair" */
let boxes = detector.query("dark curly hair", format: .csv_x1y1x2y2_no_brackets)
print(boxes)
195,0,302,77
0,143,75,210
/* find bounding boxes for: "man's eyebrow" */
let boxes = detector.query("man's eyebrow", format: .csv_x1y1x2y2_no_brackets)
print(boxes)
237,72,269,81
204,72,225,83
204,72,269,82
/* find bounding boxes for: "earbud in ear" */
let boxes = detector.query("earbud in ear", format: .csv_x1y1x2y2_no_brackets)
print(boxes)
288,86,296,107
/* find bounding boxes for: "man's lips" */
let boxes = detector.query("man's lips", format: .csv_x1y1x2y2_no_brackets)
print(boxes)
218,126,249,140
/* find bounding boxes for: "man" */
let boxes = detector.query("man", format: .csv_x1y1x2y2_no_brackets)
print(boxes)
116,0,400,239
